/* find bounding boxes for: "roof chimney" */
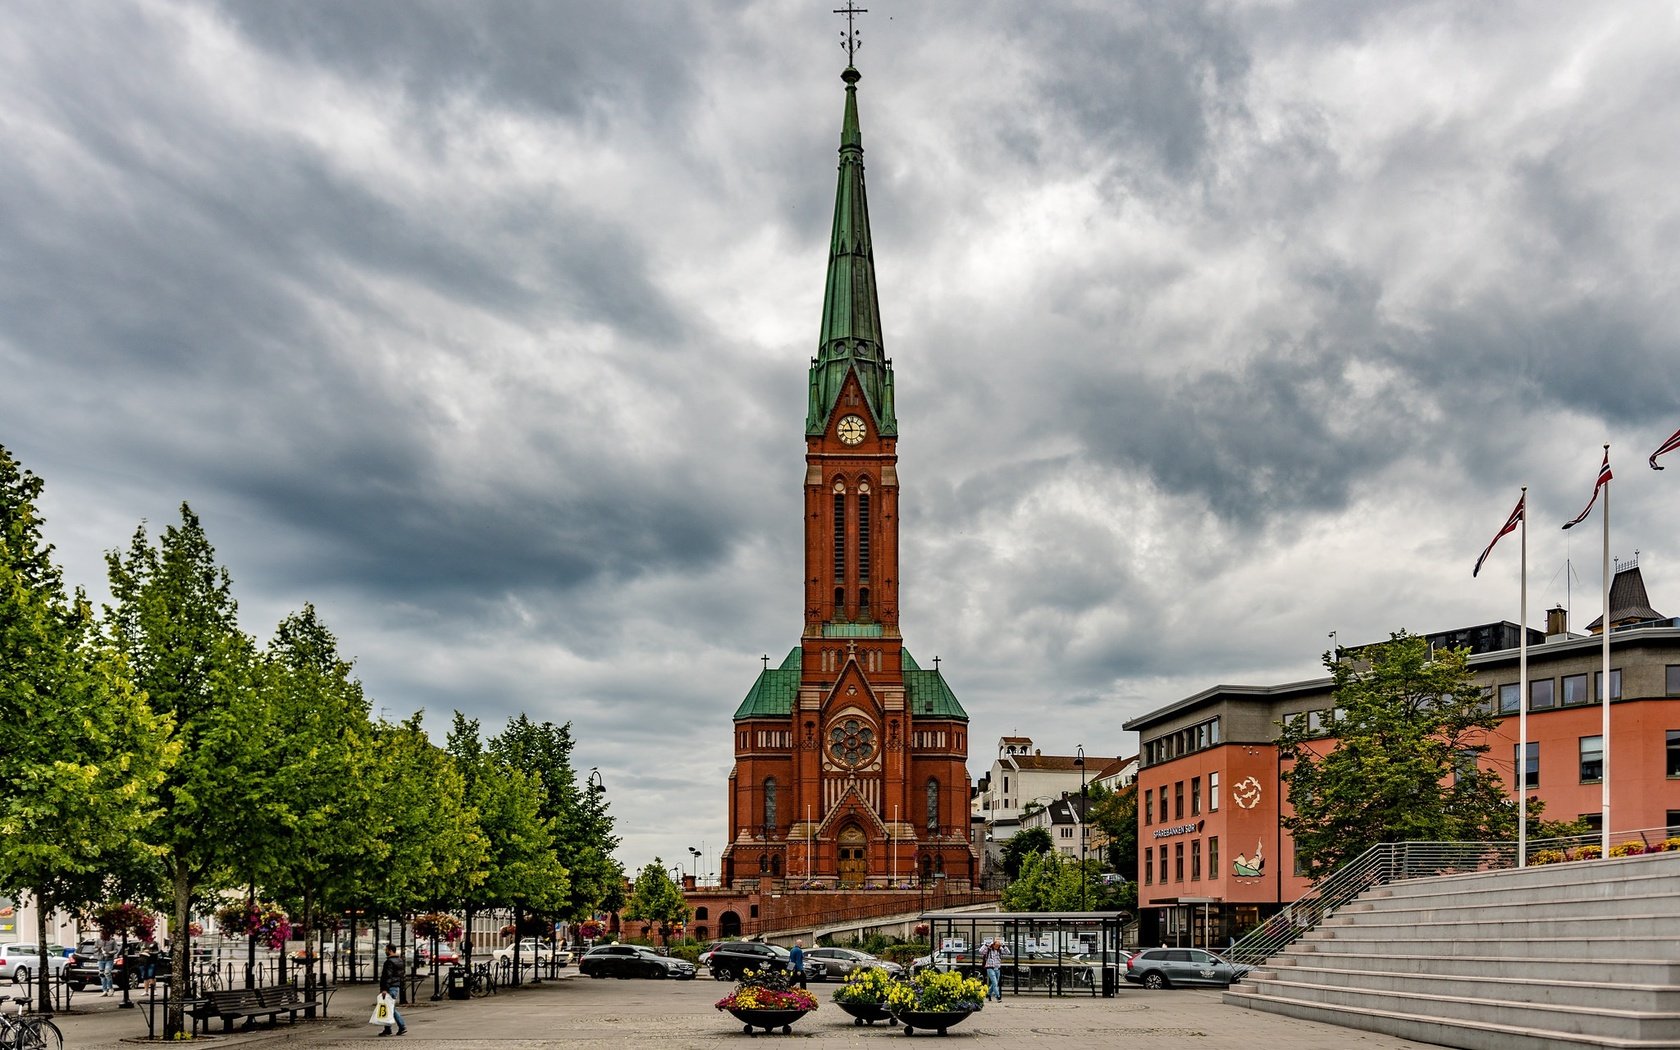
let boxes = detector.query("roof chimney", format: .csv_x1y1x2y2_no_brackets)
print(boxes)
1546,606,1568,638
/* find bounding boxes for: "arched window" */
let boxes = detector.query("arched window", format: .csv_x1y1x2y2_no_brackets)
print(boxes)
859,587,871,619
695,907,709,921
759,855,769,873
770,856,782,875
764,777,778,831
832,482,847,592
858,486,871,582
926,778,939,831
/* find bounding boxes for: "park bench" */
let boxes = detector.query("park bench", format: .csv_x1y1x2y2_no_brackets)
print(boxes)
184,985,325,1033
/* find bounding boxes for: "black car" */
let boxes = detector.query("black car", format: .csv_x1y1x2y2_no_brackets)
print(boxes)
64,948,172,992
578,944,695,980
704,941,826,982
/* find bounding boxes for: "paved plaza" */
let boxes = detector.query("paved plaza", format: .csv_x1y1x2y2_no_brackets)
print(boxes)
44,973,1446,1050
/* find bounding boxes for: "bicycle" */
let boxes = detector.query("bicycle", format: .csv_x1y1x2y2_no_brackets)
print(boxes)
194,964,223,993
1,995,62,1050
467,963,494,999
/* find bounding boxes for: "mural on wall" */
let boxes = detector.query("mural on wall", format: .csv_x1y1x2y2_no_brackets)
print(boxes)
1231,776,1263,809
1232,841,1265,878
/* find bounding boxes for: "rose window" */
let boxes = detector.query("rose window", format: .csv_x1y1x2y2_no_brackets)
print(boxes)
828,718,876,766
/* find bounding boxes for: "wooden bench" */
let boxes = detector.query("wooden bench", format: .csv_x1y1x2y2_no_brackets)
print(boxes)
184,985,324,1033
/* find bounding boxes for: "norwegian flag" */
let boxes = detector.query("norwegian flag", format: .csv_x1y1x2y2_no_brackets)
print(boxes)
1473,491,1524,577
1561,450,1613,530
1650,427,1680,470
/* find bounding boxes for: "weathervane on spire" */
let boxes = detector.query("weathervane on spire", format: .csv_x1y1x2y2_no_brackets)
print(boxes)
834,1,867,65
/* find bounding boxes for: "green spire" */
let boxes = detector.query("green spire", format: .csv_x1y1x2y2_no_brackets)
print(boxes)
807,66,897,438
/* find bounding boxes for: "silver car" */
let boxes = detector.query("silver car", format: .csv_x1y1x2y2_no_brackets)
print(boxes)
0,943,71,985
1123,947,1246,989
803,947,901,981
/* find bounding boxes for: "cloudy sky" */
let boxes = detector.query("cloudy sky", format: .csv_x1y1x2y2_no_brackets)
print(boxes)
5,1,1678,875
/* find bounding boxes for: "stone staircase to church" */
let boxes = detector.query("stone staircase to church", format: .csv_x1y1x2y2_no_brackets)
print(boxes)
1224,849,1680,1050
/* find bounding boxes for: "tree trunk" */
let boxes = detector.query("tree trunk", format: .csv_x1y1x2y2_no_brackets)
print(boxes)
33,889,51,1014
166,858,191,1038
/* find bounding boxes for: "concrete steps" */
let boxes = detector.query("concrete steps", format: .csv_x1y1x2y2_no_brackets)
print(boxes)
1225,851,1680,1049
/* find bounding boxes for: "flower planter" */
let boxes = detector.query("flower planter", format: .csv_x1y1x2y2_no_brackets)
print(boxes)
836,1000,897,1026
895,1007,977,1036
726,1006,812,1035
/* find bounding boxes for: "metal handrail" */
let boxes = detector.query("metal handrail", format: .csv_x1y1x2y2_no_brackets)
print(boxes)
1225,826,1679,967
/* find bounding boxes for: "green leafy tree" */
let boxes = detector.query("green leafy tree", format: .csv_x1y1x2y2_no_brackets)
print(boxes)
0,447,174,1010
1090,783,1138,881
256,606,379,981
998,826,1053,880
366,715,486,918
1000,850,1083,911
488,716,623,924
1279,631,1517,879
104,505,264,1034
622,859,690,945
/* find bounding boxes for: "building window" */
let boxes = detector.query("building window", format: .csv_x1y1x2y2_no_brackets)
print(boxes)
1669,666,1680,696
1191,840,1202,880
1530,679,1555,710
832,486,847,592
1579,735,1603,783
1002,775,1009,794
1307,709,1326,734
1144,789,1154,825
858,490,871,581
1144,847,1154,885
1513,741,1539,789
763,778,778,830
1562,674,1589,706
1208,836,1219,876
1174,842,1184,882
1596,669,1622,701
1158,848,1167,884
1499,683,1520,714
1578,812,1603,833
1667,811,1680,835
1668,731,1680,777
1209,772,1220,812
926,778,939,831
695,907,709,920
1190,777,1201,816
1174,781,1184,820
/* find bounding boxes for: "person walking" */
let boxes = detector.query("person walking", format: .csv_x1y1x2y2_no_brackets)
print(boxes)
378,944,407,1036
96,933,117,997
981,938,1005,1003
789,940,806,990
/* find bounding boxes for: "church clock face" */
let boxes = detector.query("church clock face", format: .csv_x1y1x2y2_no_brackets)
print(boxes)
827,716,877,767
837,415,867,445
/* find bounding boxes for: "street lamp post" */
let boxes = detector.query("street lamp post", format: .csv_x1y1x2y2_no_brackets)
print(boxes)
688,847,701,884
1075,745,1087,912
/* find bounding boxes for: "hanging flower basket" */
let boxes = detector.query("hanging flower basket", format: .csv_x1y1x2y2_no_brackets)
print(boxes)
214,902,292,950
91,902,156,940
414,913,464,942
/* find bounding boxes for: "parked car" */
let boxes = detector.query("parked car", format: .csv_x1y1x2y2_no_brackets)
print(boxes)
803,947,901,980
703,941,826,982
0,944,71,985
491,939,570,968
909,948,980,977
1123,947,1246,989
578,944,695,980
63,947,171,991
414,942,461,967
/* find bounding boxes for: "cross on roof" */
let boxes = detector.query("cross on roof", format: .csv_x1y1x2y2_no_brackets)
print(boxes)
834,1,866,65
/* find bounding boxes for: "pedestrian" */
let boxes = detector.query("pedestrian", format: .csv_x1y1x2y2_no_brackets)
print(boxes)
789,939,806,990
981,937,1004,1002
139,936,159,992
378,944,407,1037
96,933,117,997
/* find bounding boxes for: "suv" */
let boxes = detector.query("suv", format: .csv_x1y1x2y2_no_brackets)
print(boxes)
704,942,827,982
1123,947,1245,989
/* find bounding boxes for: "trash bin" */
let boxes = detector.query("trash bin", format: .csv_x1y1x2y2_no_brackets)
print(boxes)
446,965,469,1001
1101,964,1117,997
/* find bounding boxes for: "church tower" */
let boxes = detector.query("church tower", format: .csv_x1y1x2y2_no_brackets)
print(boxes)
722,63,975,892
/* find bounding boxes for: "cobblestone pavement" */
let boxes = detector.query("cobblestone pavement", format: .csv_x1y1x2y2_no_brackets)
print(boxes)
45,973,1447,1049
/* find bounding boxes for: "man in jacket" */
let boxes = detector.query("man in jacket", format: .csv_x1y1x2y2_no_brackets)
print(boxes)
379,944,407,1036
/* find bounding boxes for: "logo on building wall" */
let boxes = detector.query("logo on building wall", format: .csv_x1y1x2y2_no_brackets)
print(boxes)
1151,820,1204,840
1232,776,1263,809
1232,842,1264,878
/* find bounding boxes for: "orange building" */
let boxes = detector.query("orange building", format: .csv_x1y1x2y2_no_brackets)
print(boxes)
1124,563,1680,948
713,63,977,907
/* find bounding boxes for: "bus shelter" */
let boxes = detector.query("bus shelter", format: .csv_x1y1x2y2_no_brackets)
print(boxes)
917,910,1129,998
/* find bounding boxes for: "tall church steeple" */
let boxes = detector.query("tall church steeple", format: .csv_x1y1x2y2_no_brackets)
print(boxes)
807,66,897,439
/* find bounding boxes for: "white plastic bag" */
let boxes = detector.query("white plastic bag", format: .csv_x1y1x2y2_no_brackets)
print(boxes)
369,992,395,1025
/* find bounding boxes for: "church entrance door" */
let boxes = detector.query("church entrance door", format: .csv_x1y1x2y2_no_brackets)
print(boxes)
838,825,868,887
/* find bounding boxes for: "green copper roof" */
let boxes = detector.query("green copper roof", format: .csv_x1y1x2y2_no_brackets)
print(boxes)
734,648,803,719
903,650,968,721
808,66,897,438
731,647,968,722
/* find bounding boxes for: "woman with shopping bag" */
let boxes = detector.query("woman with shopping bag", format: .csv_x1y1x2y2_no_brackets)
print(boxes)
370,944,406,1036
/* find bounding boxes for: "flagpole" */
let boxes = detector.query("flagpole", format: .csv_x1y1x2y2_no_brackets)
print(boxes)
1518,486,1528,867
1600,445,1611,854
